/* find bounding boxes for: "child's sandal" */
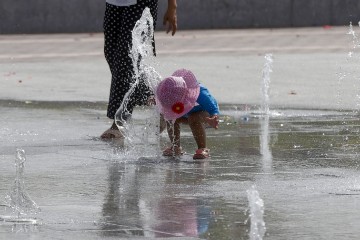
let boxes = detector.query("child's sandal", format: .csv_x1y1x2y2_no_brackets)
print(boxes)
193,148,210,160
163,146,184,156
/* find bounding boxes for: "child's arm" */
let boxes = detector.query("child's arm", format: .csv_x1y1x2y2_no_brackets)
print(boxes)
197,85,220,129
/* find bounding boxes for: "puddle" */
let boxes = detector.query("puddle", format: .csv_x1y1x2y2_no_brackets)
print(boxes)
1,102,360,239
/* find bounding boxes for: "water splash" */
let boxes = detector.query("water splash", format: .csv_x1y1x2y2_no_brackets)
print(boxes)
247,185,266,240
259,54,273,172
347,22,360,51
114,7,162,148
337,22,360,111
261,54,273,115
347,22,360,110
164,120,180,159
4,149,40,218
260,114,272,173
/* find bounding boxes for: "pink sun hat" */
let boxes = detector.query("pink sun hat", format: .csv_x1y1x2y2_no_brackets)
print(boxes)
156,69,200,120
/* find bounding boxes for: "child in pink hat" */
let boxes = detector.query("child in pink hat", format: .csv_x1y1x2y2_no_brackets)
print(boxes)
156,69,220,159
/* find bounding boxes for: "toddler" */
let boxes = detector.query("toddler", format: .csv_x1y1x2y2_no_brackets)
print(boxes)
155,69,220,159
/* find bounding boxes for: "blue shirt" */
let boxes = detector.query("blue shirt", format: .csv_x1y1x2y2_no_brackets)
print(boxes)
185,84,220,117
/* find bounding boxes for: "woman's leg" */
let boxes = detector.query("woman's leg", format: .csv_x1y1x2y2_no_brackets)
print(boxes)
101,3,123,138
102,1,158,138
105,3,140,120
107,0,159,118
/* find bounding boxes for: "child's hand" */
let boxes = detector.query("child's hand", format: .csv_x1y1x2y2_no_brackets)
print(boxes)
205,115,219,129
147,95,156,106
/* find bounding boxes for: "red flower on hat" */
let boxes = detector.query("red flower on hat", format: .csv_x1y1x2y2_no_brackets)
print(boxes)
172,102,185,114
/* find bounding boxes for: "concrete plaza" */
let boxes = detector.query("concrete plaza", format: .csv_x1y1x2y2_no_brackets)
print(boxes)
1,26,360,239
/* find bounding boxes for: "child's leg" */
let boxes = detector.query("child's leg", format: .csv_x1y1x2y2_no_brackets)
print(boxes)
188,111,210,149
163,118,187,155
167,120,179,146
159,115,167,134
163,119,181,156
167,119,181,148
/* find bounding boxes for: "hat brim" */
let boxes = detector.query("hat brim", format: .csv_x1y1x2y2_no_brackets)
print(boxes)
172,69,200,109
156,69,200,120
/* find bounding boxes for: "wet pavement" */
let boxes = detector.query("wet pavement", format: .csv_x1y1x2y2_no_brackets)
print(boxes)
1,104,360,239
2,26,360,239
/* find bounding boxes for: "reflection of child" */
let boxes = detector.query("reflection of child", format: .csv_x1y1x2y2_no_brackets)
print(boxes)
154,198,211,237
155,69,220,159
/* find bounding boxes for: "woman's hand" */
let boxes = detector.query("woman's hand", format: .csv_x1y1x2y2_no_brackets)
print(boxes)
205,115,219,129
163,0,177,36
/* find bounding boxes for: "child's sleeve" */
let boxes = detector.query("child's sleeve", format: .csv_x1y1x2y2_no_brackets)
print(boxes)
197,84,220,116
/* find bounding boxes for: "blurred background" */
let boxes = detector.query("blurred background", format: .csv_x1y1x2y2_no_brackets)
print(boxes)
1,0,360,34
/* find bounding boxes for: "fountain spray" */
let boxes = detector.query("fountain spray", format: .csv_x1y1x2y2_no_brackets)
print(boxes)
261,54,273,115
247,185,266,240
4,149,40,221
114,7,162,148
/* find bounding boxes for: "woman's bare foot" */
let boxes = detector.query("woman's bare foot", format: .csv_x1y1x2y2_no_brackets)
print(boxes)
100,122,124,139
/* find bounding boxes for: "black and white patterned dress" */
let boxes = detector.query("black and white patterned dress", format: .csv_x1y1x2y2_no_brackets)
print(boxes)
104,0,158,119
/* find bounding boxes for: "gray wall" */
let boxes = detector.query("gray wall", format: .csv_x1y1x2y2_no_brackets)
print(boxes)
1,0,360,34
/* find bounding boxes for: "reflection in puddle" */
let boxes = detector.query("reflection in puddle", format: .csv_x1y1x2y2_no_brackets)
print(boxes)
100,160,212,238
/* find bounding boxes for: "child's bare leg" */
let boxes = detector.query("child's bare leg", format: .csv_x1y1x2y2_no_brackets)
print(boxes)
188,111,209,149
159,115,167,133
167,119,181,148
165,118,187,155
